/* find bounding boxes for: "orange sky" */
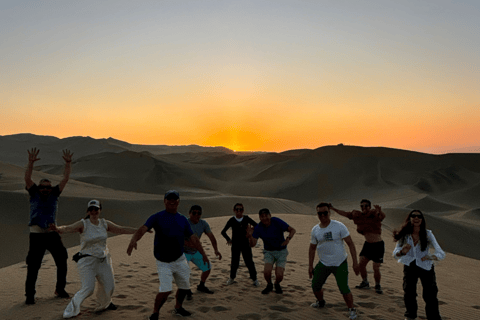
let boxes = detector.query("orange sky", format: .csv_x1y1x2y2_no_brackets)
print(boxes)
1,1,479,153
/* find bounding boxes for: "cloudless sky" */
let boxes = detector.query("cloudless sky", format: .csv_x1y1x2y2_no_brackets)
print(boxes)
1,0,479,153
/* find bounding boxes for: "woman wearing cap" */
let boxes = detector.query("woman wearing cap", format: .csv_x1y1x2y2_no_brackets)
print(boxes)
393,210,445,320
51,200,138,318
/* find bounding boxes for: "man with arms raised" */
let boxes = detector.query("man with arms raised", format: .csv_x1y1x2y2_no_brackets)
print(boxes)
184,205,222,299
248,208,296,295
24,148,73,304
127,190,209,319
330,199,386,294
309,203,360,320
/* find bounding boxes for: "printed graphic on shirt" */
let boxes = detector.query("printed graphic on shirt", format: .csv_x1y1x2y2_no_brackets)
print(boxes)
324,231,333,241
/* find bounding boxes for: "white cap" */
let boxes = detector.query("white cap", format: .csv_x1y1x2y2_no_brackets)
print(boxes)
87,199,101,209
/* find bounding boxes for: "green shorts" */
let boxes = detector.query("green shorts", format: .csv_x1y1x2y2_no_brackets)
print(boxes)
312,259,351,294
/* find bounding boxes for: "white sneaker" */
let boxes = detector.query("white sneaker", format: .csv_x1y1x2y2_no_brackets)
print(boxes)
253,280,259,287
226,278,235,285
349,308,358,319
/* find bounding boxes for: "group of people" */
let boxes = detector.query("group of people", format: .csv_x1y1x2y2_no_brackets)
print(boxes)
23,148,445,320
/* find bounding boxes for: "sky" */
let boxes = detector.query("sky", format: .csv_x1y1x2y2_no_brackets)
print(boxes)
1,0,479,153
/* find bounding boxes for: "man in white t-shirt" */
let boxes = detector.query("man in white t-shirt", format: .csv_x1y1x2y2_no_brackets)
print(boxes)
308,203,360,320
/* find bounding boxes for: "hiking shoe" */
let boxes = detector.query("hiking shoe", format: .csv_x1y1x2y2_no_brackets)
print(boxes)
226,278,235,285
349,307,358,319
262,283,273,294
25,296,35,305
197,285,214,294
375,284,383,294
253,279,260,287
355,280,370,289
172,307,192,317
310,299,326,308
149,313,159,320
106,302,117,310
55,289,70,298
274,283,283,294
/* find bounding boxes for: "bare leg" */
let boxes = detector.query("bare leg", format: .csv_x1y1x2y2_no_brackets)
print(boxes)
342,292,354,309
200,269,211,283
313,288,325,301
373,262,381,284
264,263,273,284
274,267,285,284
359,256,369,281
153,292,170,314
174,289,189,309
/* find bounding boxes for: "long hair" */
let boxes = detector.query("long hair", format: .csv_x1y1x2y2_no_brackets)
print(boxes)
393,210,428,251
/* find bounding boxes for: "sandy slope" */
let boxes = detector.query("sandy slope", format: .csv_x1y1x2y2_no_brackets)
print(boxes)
1,214,479,320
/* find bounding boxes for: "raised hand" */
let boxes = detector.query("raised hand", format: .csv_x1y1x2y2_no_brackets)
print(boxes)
62,149,73,163
27,148,40,163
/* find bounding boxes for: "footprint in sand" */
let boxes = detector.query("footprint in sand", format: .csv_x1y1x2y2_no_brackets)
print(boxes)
196,306,211,313
356,301,378,309
212,306,231,312
357,294,370,299
269,305,295,313
237,313,262,320
115,294,128,299
473,305,480,310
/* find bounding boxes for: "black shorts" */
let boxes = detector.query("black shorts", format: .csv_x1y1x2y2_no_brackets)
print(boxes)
359,241,384,263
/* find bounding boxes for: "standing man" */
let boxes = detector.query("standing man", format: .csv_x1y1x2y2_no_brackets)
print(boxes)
330,199,386,293
221,203,259,286
24,148,73,304
248,208,296,295
127,190,209,320
309,203,359,320
184,205,222,299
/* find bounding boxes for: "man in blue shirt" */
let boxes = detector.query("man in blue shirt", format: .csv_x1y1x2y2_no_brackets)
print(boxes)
24,148,73,305
248,208,296,295
127,190,208,320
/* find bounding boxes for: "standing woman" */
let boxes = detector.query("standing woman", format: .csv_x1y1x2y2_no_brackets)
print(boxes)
221,203,259,286
393,210,445,320
52,200,137,318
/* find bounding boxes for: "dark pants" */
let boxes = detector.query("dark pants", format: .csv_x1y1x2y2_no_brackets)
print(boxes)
403,261,441,320
25,232,68,297
230,242,257,281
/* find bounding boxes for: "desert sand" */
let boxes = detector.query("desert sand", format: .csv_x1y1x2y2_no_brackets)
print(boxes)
1,134,480,319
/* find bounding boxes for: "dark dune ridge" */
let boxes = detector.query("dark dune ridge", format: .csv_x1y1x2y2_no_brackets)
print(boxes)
1,134,480,268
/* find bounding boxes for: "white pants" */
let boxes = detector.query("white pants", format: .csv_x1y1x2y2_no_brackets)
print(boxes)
63,254,115,318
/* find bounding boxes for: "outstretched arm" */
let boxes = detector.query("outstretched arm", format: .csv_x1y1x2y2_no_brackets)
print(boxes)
343,235,359,275
330,204,353,219
373,205,386,221
127,225,149,255
106,221,138,235
205,231,222,260
246,225,258,247
59,149,73,192
50,221,84,234
25,148,40,189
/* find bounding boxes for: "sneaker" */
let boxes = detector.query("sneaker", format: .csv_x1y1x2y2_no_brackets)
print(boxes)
261,283,273,294
106,302,117,310
349,307,358,320
355,280,370,289
310,299,326,308
226,278,235,285
55,289,70,298
149,313,159,320
274,283,283,294
252,279,260,287
197,285,214,294
25,296,35,305
172,307,192,317
375,284,383,294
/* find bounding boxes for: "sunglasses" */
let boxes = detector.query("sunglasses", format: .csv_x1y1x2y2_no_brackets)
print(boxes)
39,186,52,190
191,211,202,216
88,206,100,212
234,208,244,211
410,214,423,219
360,205,370,208
317,210,329,216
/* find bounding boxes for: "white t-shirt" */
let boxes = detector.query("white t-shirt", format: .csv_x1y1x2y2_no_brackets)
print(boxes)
310,220,350,267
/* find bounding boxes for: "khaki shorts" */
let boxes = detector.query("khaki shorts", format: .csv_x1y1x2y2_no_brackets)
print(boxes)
263,249,288,268
156,254,190,292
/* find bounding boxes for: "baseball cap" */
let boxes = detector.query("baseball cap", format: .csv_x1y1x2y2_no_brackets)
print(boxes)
87,199,101,208
164,190,180,200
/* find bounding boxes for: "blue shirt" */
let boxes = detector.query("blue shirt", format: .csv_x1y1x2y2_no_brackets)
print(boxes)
27,184,61,229
145,210,194,262
252,217,290,251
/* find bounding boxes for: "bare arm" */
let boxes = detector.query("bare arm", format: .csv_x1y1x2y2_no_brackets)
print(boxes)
373,205,386,221
330,205,352,218
51,220,84,234
281,226,296,246
189,234,210,263
246,225,258,247
59,149,73,192
343,235,359,275
308,243,317,278
205,231,222,260
106,221,138,235
25,148,40,189
127,225,149,255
